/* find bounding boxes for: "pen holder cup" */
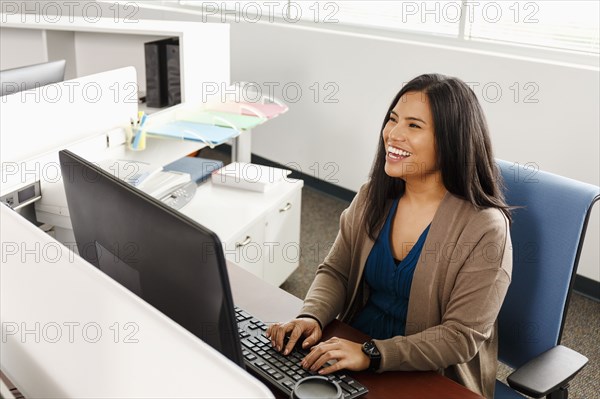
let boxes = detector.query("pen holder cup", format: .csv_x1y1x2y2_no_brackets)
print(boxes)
126,126,147,151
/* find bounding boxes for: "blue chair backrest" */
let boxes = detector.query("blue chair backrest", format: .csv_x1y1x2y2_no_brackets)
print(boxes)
496,160,599,369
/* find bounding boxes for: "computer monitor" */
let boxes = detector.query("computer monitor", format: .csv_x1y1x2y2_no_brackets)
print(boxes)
59,150,244,367
0,59,66,96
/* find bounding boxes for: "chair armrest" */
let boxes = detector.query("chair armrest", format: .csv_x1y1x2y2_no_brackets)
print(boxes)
507,345,588,398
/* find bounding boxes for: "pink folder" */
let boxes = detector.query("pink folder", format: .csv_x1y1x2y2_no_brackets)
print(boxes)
207,101,288,119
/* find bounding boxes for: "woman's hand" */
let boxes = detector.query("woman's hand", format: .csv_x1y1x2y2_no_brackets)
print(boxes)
301,337,370,375
266,318,322,355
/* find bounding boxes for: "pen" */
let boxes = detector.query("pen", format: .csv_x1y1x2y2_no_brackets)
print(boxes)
129,117,136,145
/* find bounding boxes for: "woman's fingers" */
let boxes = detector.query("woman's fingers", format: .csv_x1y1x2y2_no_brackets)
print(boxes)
301,340,339,369
309,349,343,372
265,324,274,338
283,323,304,355
318,357,345,375
273,322,293,351
301,338,370,374
267,318,322,353
302,324,323,349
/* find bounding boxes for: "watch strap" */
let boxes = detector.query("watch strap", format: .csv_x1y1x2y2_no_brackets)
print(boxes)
362,340,381,371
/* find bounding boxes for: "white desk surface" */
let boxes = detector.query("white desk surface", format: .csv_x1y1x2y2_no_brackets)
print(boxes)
0,205,273,399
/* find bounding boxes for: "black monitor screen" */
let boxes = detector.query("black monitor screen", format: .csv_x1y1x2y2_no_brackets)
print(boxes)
59,150,244,367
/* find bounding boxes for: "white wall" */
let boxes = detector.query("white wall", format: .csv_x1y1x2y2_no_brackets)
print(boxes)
2,2,598,282
72,31,165,93
144,5,600,282
0,28,47,69
225,21,600,282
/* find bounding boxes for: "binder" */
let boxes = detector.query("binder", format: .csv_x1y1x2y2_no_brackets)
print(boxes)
165,41,181,106
144,37,181,108
144,41,163,107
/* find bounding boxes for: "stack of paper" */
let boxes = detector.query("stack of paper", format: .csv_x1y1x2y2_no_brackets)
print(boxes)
211,162,292,192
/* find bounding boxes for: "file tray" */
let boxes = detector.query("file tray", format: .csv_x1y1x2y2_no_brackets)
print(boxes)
175,109,267,131
145,120,240,147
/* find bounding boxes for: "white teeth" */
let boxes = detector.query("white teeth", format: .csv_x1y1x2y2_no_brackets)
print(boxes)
387,146,411,157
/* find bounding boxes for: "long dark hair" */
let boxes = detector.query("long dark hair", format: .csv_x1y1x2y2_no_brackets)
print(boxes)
364,73,512,240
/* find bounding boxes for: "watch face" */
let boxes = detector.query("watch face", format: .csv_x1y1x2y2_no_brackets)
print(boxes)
363,341,380,356
363,341,381,371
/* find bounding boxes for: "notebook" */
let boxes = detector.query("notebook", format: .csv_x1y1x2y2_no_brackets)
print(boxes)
163,156,224,184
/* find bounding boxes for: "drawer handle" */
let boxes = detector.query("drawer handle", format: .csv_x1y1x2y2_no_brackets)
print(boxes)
236,236,252,248
279,202,292,213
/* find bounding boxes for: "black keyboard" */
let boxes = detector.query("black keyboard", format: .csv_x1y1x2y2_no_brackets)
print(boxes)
235,307,368,398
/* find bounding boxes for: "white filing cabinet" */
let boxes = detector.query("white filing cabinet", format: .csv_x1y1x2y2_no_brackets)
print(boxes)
180,178,303,286
263,188,302,285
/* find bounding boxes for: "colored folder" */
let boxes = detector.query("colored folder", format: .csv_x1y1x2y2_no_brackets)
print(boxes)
206,102,288,119
146,120,240,147
175,109,267,131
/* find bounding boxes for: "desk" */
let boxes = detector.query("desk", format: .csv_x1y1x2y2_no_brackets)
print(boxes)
227,261,486,399
0,205,274,398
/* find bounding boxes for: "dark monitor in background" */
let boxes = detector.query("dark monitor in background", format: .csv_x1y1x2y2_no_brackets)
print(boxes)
0,59,66,96
59,150,244,367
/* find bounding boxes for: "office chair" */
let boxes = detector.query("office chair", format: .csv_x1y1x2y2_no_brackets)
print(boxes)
494,160,600,399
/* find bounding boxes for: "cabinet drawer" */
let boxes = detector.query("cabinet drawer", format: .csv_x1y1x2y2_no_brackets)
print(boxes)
223,220,265,279
263,189,302,286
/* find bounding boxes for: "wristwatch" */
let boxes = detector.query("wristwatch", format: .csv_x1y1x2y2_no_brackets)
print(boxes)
361,340,381,371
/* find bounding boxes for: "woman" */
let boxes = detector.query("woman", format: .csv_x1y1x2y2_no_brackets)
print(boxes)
266,73,512,398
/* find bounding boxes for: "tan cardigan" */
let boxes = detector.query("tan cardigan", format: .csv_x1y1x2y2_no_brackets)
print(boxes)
300,183,512,398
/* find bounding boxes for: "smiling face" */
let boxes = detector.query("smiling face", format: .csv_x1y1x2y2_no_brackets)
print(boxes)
382,91,439,182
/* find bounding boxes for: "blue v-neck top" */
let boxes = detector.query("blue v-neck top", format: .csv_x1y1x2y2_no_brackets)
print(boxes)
351,198,431,339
